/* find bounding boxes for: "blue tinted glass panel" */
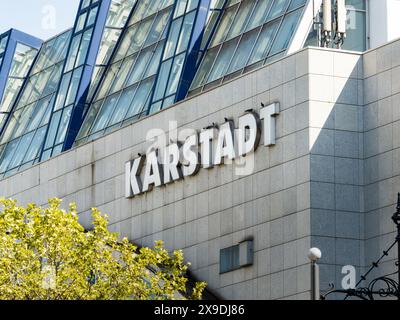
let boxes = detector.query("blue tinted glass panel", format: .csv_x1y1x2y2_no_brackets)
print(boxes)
269,8,302,55
228,30,258,74
267,0,290,21
245,0,273,31
163,17,184,59
189,0,306,94
226,0,256,40
153,58,173,100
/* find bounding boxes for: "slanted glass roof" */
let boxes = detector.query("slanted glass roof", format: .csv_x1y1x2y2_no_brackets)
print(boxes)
0,44,38,132
41,0,110,160
148,0,211,112
188,0,307,95
41,0,141,158
75,0,175,146
0,0,320,178
88,0,138,104
0,30,42,136
0,30,72,178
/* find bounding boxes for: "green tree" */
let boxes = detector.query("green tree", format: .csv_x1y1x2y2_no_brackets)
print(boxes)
0,198,206,300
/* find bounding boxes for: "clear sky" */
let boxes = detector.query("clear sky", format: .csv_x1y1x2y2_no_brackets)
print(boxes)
0,0,80,40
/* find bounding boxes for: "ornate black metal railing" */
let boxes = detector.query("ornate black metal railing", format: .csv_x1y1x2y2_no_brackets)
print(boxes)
321,193,400,300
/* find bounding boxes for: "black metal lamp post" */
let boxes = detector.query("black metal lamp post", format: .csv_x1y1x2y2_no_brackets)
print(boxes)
321,194,400,300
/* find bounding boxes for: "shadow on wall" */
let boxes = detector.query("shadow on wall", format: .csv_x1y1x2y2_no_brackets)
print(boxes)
309,42,400,299
307,49,364,299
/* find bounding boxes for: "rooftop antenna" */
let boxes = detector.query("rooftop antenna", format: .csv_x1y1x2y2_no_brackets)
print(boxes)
322,0,332,47
334,0,347,49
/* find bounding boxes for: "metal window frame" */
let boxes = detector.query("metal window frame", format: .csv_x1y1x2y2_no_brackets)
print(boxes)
148,0,214,111
37,0,112,158
73,0,143,142
190,0,308,94
0,29,42,138
79,2,175,142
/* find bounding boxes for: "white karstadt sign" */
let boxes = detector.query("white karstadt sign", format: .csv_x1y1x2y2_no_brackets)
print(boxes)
125,102,280,198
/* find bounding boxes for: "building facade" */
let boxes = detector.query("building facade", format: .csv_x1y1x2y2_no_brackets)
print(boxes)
0,0,399,299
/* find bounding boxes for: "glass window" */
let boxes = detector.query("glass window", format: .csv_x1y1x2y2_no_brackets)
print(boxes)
114,25,138,61
144,41,164,77
23,127,46,163
26,97,52,131
40,95,55,126
346,0,365,10
162,95,176,109
267,0,289,21
148,101,162,114
18,76,36,107
211,4,238,46
65,67,84,106
153,59,173,100
227,29,259,74
269,8,302,55
1,110,21,144
226,0,256,40
55,72,72,111
207,38,239,82
163,17,183,59
107,85,138,126
109,55,136,93
0,114,7,129
8,132,34,169
75,28,93,67
87,6,99,26
220,245,240,273
126,47,153,86
77,99,103,139
106,0,135,28
42,63,63,97
190,45,219,89
343,11,366,51
248,20,279,64
187,0,199,12
126,77,154,118
97,61,122,99
41,149,52,162
129,0,152,25
0,36,8,54
44,110,62,149
13,104,35,138
76,12,87,32
81,0,91,10
10,43,37,77
166,53,185,96
174,0,188,18
246,0,273,31
65,34,82,72
144,9,170,46
97,28,122,63
91,93,120,133
0,139,19,173
176,11,196,54
51,144,63,156
55,106,73,145
0,78,24,113
51,30,72,65
127,18,153,56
